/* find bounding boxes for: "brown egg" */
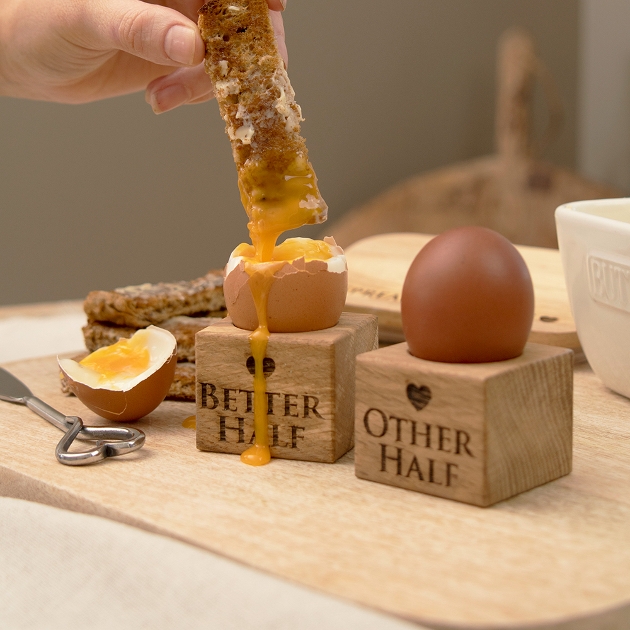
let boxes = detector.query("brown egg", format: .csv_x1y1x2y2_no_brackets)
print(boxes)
224,238,348,333
58,326,177,421
401,226,534,363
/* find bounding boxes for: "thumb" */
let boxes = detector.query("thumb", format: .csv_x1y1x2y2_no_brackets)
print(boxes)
88,0,205,67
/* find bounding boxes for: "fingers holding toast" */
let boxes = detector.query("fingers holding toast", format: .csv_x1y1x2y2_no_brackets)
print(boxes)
146,1,287,113
198,0,326,240
146,62,214,112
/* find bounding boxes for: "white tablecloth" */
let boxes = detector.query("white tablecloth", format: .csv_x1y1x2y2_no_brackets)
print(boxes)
0,311,421,630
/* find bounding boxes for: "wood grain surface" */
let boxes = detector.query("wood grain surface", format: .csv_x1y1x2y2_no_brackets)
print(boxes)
344,232,579,350
196,314,378,462
1,355,629,629
355,342,573,507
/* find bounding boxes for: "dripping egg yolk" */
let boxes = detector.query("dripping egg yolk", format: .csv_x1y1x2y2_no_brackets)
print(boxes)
223,236,347,467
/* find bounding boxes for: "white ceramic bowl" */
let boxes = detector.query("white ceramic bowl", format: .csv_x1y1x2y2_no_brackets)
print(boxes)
556,198,630,397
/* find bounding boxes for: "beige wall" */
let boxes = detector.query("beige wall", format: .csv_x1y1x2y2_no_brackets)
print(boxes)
0,0,579,306
578,0,630,192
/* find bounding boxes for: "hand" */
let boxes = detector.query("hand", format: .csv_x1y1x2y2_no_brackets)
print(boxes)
0,0,287,113
147,1,287,113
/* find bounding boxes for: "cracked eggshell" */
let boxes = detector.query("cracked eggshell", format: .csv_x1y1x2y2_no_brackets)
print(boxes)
58,326,177,421
224,241,348,333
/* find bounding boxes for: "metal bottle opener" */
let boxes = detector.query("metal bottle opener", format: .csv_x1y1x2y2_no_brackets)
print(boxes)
0,367,145,465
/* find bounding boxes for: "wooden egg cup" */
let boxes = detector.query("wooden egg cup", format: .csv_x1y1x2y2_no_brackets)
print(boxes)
354,342,573,507
195,312,378,463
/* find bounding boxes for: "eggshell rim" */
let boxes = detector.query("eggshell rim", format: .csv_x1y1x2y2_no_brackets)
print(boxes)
224,236,347,277
58,325,177,392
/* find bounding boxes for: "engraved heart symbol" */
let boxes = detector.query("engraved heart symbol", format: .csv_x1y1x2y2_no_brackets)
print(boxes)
246,356,275,377
406,383,431,411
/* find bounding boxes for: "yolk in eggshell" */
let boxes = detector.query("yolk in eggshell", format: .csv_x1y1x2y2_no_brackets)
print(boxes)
80,336,150,383
233,238,333,264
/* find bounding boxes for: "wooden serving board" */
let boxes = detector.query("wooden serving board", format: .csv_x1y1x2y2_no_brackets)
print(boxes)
344,233,579,349
1,355,630,628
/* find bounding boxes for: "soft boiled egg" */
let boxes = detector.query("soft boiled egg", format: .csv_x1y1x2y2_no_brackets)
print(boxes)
401,226,534,363
224,236,348,332
59,325,177,421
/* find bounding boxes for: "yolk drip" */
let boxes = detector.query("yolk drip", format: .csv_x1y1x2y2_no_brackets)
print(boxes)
236,239,332,466
80,337,150,383
240,261,282,466
182,415,196,429
236,157,327,466
239,156,323,262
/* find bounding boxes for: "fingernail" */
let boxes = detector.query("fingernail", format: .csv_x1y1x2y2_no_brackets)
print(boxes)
280,0,287,7
164,25,197,65
149,84,190,114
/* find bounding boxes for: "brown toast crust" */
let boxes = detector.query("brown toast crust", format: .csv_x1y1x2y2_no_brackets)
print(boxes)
198,0,327,236
167,361,196,401
199,0,306,175
82,316,224,363
83,271,225,328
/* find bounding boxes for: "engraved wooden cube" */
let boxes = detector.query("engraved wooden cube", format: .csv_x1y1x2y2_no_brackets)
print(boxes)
354,342,573,506
196,312,378,463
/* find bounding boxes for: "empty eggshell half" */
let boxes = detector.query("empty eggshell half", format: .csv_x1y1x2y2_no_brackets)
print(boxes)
58,325,177,421
224,237,348,333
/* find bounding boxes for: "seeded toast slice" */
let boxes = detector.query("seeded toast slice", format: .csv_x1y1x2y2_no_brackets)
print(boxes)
83,271,225,328
167,361,196,401
198,0,327,232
